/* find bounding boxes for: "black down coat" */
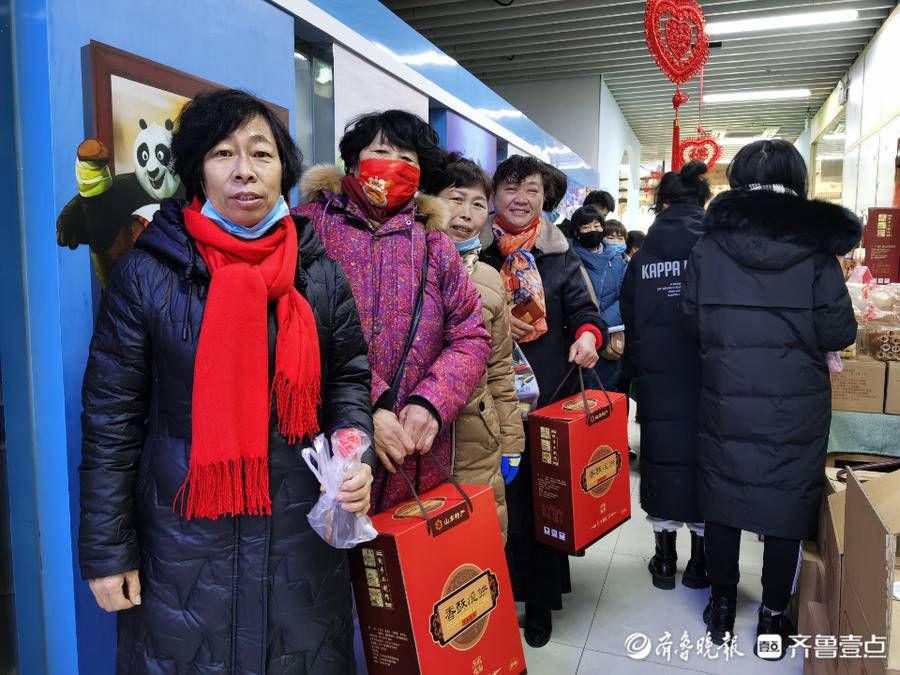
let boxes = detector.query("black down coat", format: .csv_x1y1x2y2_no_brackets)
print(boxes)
78,199,373,674
481,221,606,611
621,204,705,524
683,190,860,540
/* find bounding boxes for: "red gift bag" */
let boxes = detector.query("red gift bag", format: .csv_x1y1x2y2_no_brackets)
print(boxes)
350,480,526,675
529,368,631,554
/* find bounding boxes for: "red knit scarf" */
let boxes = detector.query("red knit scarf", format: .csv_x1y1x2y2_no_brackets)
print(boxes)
176,200,321,519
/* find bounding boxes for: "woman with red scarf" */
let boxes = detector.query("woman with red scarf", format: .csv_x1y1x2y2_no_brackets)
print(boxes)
294,111,491,513
78,90,373,673
481,155,606,648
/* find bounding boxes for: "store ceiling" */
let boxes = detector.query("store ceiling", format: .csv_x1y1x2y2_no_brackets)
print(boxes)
380,0,896,165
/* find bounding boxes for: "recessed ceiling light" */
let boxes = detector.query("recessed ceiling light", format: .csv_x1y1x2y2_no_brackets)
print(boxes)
707,9,859,36
705,88,811,104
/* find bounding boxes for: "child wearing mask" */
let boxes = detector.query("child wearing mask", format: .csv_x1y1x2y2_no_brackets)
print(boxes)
571,207,628,390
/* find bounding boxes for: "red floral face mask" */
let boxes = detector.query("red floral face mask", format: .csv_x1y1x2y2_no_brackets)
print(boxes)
356,158,421,212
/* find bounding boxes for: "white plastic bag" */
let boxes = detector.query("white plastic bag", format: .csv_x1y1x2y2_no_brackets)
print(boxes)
302,429,377,549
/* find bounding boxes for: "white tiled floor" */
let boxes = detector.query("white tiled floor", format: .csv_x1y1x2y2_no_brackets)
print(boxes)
517,403,804,674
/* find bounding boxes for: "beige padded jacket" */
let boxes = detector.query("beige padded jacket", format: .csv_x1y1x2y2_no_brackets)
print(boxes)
452,261,526,540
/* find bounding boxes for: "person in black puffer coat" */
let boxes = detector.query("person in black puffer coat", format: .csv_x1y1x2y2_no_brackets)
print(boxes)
78,90,373,674
621,161,711,593
481,155,606,649
682,140,860,654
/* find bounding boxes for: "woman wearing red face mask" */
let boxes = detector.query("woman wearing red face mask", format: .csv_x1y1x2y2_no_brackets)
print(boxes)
293,111,490,512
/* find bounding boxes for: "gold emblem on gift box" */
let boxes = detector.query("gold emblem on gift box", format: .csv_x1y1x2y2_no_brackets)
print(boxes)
580,447,622,498
562,397,599,412
393,497,446,519
430,564,500,650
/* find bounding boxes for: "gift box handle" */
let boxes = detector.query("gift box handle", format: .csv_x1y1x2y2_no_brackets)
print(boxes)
390,454,475,536
548,366,614,426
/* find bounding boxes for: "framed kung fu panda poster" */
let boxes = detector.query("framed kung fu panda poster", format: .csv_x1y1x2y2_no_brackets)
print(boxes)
55,41,289,285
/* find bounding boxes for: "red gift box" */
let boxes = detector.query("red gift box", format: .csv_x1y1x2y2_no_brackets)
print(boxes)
528,383,631,554
349,483,526,675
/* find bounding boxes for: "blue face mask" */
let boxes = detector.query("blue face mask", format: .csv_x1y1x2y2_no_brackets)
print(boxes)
201,195,290,240
603,240,627,256
454,234,482,254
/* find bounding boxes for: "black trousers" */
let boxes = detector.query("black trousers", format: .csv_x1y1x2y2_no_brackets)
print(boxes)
704,521,801,612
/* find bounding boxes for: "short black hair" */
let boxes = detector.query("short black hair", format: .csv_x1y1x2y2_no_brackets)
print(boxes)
602,219,627,239
653,160,712,212
338,110,445,188
727,139,808,197
570,205,605,232
626,230,645,254
422,153,492,198
493,155,567,212
583,190,615,212
172,89,301,201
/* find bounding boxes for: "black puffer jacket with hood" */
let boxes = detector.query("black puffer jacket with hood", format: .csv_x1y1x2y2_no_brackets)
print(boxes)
621,203,705,524
78,199,373,674
682,190,860,540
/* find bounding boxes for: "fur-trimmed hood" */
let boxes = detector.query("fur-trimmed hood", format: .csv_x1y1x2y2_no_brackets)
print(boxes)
479,217,570,256
704,189,862,270
298,163,449,233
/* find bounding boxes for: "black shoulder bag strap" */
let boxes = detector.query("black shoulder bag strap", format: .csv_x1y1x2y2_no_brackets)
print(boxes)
376,236,430,512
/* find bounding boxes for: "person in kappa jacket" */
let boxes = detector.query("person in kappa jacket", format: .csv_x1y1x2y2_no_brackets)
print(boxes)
481,155,606,648
620,160,711,593
79,90,374,674
682,140,860,655
423,155,526,541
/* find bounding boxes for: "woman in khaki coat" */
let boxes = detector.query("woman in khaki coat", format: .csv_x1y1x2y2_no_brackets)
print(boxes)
424,157,525,538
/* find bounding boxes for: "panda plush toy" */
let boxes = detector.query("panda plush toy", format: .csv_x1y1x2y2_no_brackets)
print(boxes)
56,117,184,284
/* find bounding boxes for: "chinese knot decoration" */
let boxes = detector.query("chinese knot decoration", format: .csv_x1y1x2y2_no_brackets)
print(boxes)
679,129,722,168
644,0,710,170
644,0,709,85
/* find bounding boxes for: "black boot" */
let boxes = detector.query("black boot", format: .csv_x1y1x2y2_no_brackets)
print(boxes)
648,530,677,590
682,531,710,589
754,605,796,660
524,603,552,648
703,592,737,645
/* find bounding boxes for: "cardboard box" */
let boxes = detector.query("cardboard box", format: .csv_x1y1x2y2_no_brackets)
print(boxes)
803,602,838,675
818,467,886,634
349,484,525,675
796,542,826,634
839,469,900,675
864,208,900,284
528,388,630,553
831,358,887,413
886,362,900,415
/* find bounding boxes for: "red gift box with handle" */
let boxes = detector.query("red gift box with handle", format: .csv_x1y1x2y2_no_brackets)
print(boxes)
528,370,631,553
349,481,526,675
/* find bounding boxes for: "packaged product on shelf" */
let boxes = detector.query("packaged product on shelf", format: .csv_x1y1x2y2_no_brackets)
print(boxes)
349,483,525,675
528,373,630,554
863,207,900,284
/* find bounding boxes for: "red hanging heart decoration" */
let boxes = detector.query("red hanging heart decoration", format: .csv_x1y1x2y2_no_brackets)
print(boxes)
679,131,722,169
644,0,709,85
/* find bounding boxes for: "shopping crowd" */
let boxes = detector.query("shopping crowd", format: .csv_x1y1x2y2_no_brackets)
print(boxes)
78,89,861,672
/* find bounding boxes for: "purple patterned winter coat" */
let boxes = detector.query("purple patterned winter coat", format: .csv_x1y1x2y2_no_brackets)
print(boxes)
294,166,491,512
